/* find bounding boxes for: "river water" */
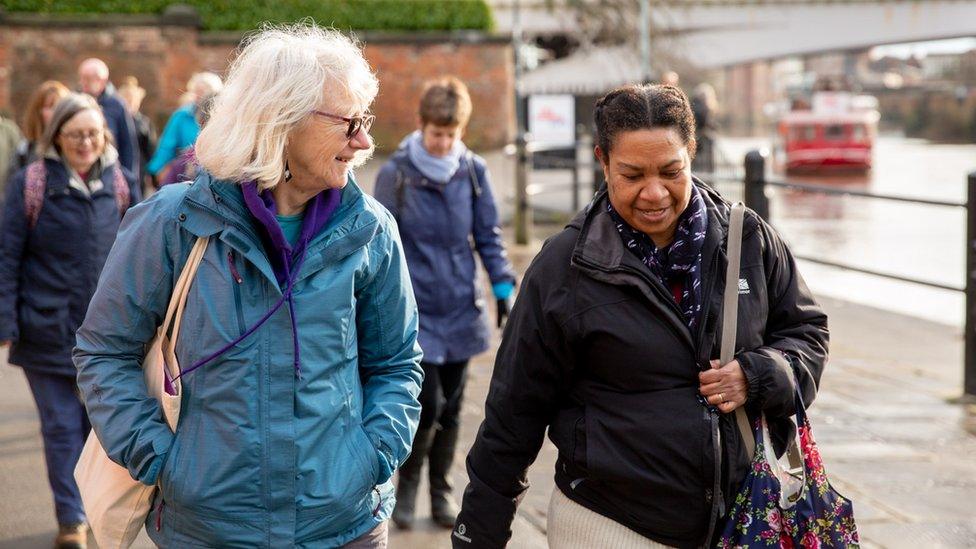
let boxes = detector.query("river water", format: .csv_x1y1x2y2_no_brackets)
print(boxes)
716,135,976,327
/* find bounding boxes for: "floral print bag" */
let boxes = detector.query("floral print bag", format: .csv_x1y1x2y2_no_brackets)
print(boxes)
716,395,859,548
717,203,858,548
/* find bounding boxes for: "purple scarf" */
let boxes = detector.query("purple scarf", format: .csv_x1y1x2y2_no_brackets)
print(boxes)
240,182,341,286
608,184,708,332
174,183,341,383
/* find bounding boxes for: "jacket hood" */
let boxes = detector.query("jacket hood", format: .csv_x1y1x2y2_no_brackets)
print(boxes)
161,169,386,381
180,170,373,240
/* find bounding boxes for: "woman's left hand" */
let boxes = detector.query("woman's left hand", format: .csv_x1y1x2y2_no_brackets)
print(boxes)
699,359,748,414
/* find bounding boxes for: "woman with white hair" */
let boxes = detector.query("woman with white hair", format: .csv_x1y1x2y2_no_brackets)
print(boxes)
146,71,224,182
74,24,423,548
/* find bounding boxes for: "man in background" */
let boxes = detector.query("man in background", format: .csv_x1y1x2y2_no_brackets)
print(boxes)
78,58,138,174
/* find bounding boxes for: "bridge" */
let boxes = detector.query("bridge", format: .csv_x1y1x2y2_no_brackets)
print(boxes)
653,0,976,68
492,0,976,68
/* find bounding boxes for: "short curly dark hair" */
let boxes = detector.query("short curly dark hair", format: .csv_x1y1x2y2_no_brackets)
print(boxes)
593,84,696,161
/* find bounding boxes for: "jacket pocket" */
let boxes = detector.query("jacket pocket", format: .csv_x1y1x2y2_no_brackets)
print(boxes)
582,389,710,539
547,406,586,472
353,426,380,490
227,252,246,335
18,297,69,345
449,249,478,306
159,431,184,502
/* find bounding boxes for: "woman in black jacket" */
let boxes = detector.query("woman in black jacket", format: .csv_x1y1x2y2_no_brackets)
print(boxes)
452,84,828,549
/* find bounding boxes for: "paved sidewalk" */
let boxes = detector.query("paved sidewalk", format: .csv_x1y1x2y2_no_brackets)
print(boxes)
1,241,974,548
389,245,976,549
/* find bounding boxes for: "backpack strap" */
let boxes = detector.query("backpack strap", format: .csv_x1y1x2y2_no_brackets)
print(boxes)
24,161,130,229
393,168,406,222
24,161,47,229
395,152,483,223
112,165,130,216
465,150,483,200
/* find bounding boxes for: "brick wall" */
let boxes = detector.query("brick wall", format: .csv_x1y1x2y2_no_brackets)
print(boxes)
364,37,514,150
0,12,514,151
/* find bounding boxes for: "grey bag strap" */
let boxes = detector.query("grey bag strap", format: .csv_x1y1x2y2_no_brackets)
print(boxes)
722,202,756,460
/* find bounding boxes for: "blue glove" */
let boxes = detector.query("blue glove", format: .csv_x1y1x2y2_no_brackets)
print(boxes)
492,281,515,300
492,281,515,329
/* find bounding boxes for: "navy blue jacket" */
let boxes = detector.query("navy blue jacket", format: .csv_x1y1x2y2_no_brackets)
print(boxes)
0,154,141,375
97,84,138,174
374,148,516,364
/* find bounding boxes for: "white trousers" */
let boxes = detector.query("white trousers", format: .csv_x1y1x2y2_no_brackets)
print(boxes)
546,488,674,549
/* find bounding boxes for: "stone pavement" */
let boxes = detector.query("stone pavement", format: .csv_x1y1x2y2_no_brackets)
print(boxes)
1,240,975,548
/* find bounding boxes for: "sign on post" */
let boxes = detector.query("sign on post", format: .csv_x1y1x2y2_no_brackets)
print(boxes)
528,94,575,148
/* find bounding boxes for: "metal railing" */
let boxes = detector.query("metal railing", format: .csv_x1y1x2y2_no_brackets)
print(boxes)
704,149,976,399
517,141,976,398
523,141,599,214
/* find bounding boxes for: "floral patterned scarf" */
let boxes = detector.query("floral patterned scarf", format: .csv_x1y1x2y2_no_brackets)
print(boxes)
607,184,708,332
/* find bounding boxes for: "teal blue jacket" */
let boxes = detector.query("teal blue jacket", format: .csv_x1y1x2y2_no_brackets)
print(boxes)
74,172,423,547
147,104,198,175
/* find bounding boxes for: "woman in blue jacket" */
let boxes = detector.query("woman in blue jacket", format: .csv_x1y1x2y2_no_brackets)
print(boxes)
373,77,517,530
0,93,140,549
145,71,222,182
74,25,422,548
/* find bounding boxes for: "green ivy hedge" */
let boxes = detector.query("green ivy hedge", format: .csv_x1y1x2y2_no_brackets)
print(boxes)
2,0,494,31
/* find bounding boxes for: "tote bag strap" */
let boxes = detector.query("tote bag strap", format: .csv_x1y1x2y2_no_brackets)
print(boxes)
161,236,210,377
721,203,756,461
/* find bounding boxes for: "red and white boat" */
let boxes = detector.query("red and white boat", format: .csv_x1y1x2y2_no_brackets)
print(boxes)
776,92,880,173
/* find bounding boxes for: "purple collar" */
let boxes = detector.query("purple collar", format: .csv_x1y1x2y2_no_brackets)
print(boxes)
172,181,342,385
241,182,341,285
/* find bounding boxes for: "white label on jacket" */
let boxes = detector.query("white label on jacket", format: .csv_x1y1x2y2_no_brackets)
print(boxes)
453,523,472,543
738,278,750,295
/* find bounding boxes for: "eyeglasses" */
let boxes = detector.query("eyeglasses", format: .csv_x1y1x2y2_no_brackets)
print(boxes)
60,130,103,144
311,110,375,139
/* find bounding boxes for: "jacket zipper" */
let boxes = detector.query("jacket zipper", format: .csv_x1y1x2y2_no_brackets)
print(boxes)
693,247,724,547
228,251,246,334
577,248,727,547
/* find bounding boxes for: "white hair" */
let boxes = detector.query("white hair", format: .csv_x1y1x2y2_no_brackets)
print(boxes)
79,58,109,78
196,23,378,188
187,71,224,97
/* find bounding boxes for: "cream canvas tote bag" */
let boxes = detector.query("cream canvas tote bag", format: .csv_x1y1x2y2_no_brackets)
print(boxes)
75,235,209,549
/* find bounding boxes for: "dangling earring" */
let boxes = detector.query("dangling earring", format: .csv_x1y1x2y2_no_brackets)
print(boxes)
284,160,292,182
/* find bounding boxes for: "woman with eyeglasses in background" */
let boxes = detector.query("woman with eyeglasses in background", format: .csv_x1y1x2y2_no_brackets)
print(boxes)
0,92,141,549
74,24,422,548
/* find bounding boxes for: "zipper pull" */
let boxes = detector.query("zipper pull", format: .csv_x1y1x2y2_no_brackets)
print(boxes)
227,251,243,284
155,498,165,531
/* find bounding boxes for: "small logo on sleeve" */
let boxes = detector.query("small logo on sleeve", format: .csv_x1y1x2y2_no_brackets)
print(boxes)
738,278,750,295
453,523,472,543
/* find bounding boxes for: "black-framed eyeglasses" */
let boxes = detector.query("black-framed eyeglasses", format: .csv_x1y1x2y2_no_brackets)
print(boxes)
311,110,375,139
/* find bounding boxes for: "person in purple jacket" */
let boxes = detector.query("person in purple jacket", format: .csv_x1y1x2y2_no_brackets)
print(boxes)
373,76,517,530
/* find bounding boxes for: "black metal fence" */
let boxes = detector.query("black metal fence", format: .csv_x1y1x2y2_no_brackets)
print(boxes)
521,144,976,397
702,149,976,399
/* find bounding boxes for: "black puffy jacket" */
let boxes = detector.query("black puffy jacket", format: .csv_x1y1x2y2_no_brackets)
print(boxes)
453,181,828,548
